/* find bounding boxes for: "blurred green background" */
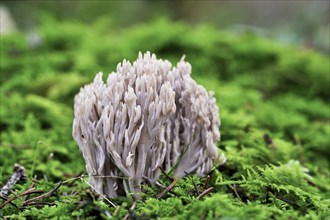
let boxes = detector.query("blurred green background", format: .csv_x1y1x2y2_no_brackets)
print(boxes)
1,0,329,53
0,1,329,219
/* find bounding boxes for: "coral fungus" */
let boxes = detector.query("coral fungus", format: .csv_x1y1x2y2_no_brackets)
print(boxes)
72,52,225,198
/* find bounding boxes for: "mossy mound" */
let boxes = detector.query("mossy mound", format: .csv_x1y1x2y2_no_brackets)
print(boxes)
0,17,329,219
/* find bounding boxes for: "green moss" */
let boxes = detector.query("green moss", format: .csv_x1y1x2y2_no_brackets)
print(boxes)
0,17,329,219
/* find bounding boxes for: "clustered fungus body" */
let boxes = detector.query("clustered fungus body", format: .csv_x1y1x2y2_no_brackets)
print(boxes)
72,52,226,198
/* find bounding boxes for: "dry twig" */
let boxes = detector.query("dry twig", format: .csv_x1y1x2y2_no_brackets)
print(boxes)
23,175,38,202
157,179,177,199
123,201,137,220
23,181,62,205
0,188,44,209
22,201,55,208
159,166,174,181
230,184,242,201
203,175,210,190
0,195,18,208
192,179,200,196
0,164,27,198
197,187,214,199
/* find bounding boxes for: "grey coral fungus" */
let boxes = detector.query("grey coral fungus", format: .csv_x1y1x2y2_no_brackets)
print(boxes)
72,52,225,198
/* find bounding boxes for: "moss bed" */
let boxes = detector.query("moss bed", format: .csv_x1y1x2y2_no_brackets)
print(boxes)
0,17,329,219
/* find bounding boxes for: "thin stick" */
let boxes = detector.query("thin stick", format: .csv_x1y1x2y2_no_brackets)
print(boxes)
203,175,210,190
230,184,242,201
113,205,121,217
157,179,177,199
22,201,55,207
79,176,116,208
159,166,174,181
89,175,130,179
276,195,299,208
197,187,214,199
0,188,43,209
23,181,62,205
62,174,130,184
23,175,38,202
0,195,18,208
192,179,200,196
123,201,137,220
